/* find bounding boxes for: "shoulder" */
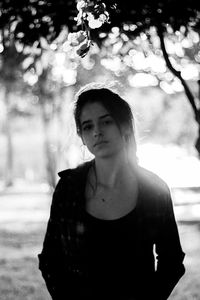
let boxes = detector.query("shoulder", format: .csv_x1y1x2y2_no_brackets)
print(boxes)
58,159,93,180
137,166,172,214
51,160,93,209
137,165,170,196
54,159,93,192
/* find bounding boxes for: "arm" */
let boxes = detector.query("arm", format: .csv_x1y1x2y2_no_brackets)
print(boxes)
38,179,74,300
154,188,185,300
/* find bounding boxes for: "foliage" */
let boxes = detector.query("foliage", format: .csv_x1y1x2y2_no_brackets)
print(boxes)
0,0,76,46
62,1,200,57
1,1,199,46
1,0,200,157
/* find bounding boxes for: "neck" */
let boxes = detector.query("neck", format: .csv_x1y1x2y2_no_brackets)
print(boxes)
94,153,135,188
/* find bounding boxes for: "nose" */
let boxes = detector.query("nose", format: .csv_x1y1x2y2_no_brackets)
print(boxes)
93,124,102,138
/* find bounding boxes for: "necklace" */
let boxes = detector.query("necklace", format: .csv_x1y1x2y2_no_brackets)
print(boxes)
87,164,113,203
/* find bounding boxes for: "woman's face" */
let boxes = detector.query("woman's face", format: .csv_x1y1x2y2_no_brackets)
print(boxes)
80,102,126,159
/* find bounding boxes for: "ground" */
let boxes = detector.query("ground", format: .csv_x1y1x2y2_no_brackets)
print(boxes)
0,184,200,300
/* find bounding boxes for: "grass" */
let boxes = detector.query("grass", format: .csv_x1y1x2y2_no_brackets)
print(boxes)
0,257,48,300
170,223,200,300
0,227,51,300
0,221,200,300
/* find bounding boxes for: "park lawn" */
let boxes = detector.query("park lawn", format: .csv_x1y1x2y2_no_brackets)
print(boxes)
0,223,200,300
0,256,49,300
0,228,51,300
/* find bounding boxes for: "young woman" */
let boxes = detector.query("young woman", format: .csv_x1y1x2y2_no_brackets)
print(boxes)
38,85,185,300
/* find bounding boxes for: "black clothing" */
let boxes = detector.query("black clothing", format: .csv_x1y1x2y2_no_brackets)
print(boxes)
84,209,140,300
38,160,185,300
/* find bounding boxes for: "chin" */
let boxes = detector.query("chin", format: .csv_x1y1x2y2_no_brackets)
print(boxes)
95,149,119,159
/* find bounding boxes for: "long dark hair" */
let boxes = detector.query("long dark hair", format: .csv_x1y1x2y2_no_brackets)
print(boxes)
74,83,137,163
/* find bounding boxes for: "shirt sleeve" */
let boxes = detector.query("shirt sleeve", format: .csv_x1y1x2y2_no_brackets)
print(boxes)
38,179,74,300
154,187,185,300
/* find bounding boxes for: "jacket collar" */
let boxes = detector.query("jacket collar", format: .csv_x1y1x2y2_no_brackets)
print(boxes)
58,160,94,199
58,159,94,179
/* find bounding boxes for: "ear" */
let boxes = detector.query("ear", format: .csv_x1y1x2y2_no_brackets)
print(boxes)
123,128,131,142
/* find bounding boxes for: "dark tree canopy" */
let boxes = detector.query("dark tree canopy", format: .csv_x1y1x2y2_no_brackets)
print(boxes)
91,0,200,36
0,0,77,45
1,1,200,46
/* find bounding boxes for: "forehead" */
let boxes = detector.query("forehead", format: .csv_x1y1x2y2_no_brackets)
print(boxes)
80,102,109,122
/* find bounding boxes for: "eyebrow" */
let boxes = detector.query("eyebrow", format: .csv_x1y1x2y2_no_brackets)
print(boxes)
81,114,111,126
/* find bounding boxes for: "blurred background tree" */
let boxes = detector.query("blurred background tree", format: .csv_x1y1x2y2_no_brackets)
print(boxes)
0,22,29,187
0,0,200,188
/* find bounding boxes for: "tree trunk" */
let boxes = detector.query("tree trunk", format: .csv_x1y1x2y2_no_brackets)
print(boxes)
4,89,14,187
40,101,57,189
157,25,200,156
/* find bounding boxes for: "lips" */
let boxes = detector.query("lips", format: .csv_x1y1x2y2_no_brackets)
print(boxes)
94,141,108,147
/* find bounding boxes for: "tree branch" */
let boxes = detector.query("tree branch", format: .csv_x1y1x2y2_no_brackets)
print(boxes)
156,24,200,124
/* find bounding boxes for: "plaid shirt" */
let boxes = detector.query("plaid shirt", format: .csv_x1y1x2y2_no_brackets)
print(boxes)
38,160,185,300
39,160,93,299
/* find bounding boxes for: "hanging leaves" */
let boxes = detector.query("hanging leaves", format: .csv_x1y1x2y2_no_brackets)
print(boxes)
68,0,111,57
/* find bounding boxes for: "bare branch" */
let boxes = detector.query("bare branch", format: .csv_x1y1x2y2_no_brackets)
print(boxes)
157,24,200,124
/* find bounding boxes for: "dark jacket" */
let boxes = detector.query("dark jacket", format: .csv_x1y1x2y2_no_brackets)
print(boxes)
38,160,185,300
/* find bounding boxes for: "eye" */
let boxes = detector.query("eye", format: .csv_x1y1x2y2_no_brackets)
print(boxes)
102,118,113,125
82,124,93,132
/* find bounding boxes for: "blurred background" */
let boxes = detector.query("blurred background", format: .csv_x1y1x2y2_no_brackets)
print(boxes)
0,1,200,299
